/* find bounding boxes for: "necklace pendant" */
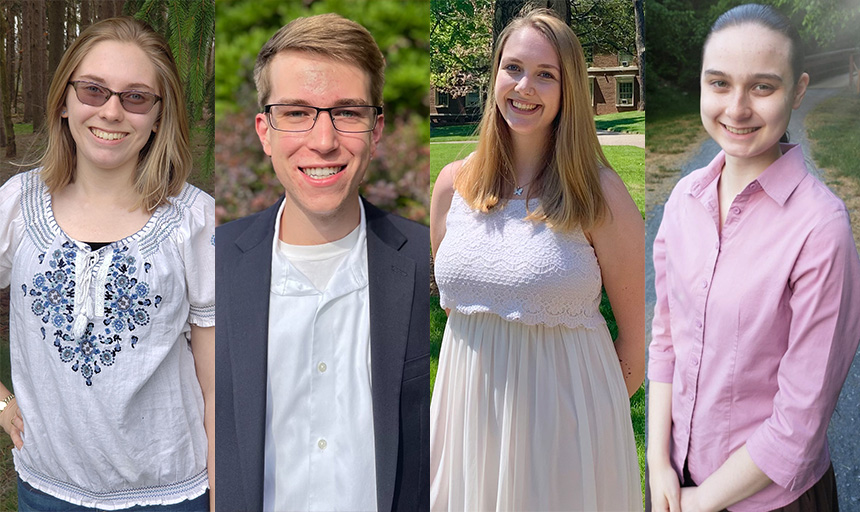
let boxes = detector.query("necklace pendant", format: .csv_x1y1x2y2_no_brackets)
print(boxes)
514,186,524,196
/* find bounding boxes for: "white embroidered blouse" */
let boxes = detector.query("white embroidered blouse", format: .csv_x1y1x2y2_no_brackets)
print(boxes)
0,170,214,510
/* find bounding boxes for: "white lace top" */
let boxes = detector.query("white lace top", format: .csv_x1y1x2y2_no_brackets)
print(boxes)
435,191,605,330
0,170,214,509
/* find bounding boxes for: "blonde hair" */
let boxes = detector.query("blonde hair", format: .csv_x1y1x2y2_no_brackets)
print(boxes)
455,9,610,232
40,16,191,212
253,13,386,109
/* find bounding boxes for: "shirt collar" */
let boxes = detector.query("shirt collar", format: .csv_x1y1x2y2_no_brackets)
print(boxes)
271,196,368,297
687,144,807,207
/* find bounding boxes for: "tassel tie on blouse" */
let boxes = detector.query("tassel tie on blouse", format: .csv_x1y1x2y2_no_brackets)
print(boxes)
72,248,113,339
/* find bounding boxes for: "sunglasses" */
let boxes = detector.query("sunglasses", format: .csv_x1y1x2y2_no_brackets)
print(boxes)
67,80,162,114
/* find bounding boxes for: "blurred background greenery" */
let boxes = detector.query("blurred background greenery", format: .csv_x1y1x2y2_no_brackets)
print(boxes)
214,0,430,225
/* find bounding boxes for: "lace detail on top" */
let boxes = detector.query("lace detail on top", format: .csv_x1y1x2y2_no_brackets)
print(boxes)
435,191,605,329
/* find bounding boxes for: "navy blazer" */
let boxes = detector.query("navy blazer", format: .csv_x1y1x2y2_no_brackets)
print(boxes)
215,197,430,512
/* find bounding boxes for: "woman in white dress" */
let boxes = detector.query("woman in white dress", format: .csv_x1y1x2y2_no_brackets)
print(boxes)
430,9,645,511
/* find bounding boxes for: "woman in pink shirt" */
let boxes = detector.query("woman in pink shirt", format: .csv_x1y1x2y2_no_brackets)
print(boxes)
648,4,860,512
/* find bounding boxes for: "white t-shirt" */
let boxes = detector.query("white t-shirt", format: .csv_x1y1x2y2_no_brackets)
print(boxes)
0,170,214,509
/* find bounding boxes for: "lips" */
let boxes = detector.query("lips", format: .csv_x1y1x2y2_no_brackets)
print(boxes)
723,124,759,135
90,127,128,141
510,99,540,112
299,165,346,179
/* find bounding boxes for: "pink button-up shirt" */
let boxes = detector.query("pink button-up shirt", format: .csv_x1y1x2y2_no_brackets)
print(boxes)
649,145,860,511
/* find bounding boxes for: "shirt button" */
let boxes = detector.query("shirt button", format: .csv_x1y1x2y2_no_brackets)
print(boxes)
701,279,708,289
696,320,703,329
749,182,759,191
317,362,327,373
731,206,741,215
691,357,699,366
318,439,327,450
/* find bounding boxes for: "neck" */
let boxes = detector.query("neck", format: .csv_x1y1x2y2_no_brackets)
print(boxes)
510,131,549,185
279,196,361,245
722,143,783,190
70,163,141,210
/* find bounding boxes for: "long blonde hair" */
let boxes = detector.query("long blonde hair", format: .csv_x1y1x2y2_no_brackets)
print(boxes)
455,9,609,232
40,16,191,212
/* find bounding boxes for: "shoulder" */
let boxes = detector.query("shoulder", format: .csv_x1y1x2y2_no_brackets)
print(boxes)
170,182,214,218
433,159,466,203
363,199,429,256
597,167,640,220
216,197,282,248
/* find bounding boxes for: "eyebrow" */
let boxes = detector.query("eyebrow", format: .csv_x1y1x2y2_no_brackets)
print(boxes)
702,69,784,82
75,74,157,91
502,57,560,72
272,98,373,107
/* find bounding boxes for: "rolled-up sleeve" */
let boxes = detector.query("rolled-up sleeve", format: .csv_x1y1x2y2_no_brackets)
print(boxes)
649,198,676,384
746,210,860,491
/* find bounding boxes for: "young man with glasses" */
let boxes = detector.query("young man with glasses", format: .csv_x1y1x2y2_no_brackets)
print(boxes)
215,13,430,512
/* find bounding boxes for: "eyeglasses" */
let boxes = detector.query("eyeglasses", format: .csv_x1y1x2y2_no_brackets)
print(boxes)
67,80,162,114
264,104,383,133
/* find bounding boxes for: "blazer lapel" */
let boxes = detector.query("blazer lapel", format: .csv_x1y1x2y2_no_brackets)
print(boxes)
364,200,416,512
227,199,281,503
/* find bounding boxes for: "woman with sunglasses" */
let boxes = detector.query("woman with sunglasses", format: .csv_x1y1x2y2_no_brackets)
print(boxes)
0,17,213,511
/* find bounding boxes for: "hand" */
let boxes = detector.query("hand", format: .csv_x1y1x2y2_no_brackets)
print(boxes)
649,462,681,512
680,486,706,512
0,399,24,449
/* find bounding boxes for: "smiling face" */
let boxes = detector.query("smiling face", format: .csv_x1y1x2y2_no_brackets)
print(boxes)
63,40,160,177
700,23,808,169
255,51,383,241
494,27,561,143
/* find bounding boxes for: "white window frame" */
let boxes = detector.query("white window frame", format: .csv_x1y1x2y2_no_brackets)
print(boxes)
615,76,635,107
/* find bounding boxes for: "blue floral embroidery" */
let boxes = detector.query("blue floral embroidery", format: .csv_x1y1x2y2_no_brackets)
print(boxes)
26,243,161,386
26,242,77,340
103,247,161,336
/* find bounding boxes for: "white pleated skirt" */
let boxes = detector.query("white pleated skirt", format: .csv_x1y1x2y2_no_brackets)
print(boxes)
430,311,643,512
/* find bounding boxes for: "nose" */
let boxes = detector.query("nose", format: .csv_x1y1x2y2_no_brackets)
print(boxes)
726,90,752,120
514,75,534,96
305,111,340,153
99,93,124,121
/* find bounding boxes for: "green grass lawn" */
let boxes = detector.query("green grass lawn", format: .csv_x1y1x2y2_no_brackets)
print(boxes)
429,139,647,496
594,111,645,134
430,111,645,143
645,84,704,155
806,91,860,181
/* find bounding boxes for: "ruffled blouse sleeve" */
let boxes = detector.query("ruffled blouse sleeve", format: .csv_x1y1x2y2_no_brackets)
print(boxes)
174,185,215,327
0,173,25,289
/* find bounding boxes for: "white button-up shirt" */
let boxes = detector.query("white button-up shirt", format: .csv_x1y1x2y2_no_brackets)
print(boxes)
263,199,377,512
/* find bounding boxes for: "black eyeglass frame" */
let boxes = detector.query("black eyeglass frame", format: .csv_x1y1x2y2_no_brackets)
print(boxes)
263,104,383,133
67,80,162,114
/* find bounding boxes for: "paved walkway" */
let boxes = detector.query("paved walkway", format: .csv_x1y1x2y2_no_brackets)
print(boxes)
644,73,860,511
430,131,645,148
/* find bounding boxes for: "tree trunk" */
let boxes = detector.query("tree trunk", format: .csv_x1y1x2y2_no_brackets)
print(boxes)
493,0,569,51
47,0,65,74
32,0,46,131
21,0,32,123
633,0,645,110
1,1,16,157
81,0,92,32
66,0,76,46
97,0,115,21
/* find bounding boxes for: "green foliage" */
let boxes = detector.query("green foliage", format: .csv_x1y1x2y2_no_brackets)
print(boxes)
648,0,860,94
215,0,429,121
432,0,636,96
124,0,216,180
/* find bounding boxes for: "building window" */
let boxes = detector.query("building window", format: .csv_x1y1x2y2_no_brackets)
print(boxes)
466,90,481,108
616,76,634,106
435,90,449,108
